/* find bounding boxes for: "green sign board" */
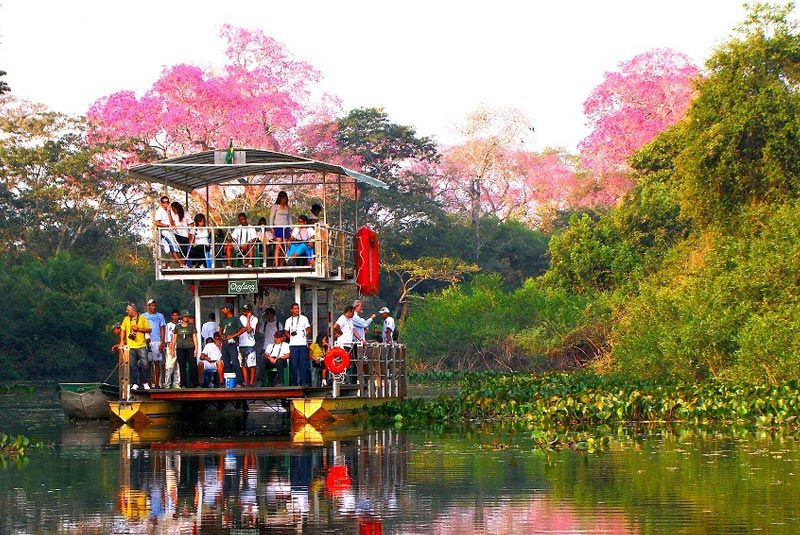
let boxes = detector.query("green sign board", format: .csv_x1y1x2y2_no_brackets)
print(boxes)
227,279,258,295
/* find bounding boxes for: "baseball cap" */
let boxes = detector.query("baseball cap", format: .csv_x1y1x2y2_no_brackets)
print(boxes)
378,307,390,314
242,304,252,312
181,310,191,317
221,303,234,311
146,298,156,305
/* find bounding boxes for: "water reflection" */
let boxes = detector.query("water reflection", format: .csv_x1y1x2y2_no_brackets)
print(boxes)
3,390,800,535
115,426,406,533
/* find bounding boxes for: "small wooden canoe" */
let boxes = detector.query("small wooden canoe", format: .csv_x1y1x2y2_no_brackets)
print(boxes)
59,383,118,419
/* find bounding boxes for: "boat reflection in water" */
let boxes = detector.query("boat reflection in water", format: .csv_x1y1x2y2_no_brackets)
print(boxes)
112,418,397,533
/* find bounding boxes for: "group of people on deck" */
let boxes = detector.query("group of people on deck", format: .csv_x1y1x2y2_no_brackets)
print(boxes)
114,299,396,391
155,191,323,269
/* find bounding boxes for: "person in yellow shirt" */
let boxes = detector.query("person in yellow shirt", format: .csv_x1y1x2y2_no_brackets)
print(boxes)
119,302,152,390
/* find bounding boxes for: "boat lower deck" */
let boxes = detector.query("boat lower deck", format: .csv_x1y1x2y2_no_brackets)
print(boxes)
133,385,359,401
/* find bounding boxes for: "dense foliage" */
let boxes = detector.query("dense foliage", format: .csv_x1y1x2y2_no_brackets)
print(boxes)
374,372,800,429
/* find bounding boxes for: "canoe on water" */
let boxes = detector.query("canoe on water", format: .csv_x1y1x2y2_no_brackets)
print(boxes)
58,383,118,419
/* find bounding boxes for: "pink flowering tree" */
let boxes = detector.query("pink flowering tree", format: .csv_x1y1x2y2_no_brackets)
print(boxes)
576,48,700,206
433,107,579,227
87,25,342,221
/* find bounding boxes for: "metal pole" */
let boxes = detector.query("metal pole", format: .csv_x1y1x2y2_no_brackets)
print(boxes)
311,286,318,344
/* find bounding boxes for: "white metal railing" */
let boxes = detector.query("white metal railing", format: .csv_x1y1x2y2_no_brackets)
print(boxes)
154,223,355,276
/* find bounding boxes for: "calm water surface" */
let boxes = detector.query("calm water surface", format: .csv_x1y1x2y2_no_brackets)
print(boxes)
1,387,800,534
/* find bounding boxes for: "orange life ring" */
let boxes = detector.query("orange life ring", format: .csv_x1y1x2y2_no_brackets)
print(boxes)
355,226,380,295
324,347,351,374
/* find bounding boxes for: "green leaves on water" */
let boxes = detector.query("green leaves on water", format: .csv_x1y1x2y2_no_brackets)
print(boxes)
368,372,800,449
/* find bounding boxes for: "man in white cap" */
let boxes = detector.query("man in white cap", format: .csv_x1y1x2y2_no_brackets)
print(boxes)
379,307,396,344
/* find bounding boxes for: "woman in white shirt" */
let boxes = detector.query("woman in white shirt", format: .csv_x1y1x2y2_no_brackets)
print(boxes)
269,191,291,266
170,202,193,268
189,213,212,268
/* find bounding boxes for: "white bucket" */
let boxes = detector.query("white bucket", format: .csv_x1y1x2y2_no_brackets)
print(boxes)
224,373,236,388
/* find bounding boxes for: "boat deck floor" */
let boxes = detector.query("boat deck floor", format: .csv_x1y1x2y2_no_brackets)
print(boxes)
131,385,359,401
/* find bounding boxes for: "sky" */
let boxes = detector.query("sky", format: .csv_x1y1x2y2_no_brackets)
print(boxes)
1,0,748,151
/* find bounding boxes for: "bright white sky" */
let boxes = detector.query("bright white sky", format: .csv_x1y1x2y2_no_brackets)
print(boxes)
1,0,747,151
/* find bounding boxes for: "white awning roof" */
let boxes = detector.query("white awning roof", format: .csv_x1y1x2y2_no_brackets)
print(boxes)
128,148,388,193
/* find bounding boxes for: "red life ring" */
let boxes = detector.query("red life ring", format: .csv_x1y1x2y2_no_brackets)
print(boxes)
324,347,351,374
355,226,380,295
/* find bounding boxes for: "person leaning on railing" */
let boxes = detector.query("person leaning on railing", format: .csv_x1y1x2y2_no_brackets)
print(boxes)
189,213,213,268
154,195,183,268
170,202,192,268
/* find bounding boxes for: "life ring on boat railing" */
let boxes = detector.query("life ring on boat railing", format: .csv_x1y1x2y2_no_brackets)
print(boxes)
355,226,379,296
324,347,351,375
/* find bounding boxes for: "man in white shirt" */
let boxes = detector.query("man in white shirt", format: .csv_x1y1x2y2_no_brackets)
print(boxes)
154,195,182,267
351,299,375,342
379,307,396,344
264,331,290,386
284,303,312,386
224,212,258,268
230,304,258,386
259,307,283,385
334,306,362,350
201,312,218,342
198,333,224,387
163,309,180,388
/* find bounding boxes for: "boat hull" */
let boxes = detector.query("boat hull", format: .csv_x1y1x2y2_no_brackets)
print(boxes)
58,383,118,419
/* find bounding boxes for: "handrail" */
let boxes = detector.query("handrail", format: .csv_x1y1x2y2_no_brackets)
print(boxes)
153,223,355,277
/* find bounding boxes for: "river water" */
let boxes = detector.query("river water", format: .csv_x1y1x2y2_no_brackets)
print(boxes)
1,387,800,534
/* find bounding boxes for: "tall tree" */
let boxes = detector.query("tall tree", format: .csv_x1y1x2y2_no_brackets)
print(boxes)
334,108,440,233
434,107,578,228
86,25,341,222
577,48,699,207
675,4,800,226
0,96,141,259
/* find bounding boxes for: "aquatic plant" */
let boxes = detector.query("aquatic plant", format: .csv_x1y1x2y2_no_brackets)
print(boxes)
0,432,43,469
371,372,800,437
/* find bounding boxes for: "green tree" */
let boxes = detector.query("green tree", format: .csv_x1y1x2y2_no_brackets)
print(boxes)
676,3,800,226
334,107,441,233
0,97,144,260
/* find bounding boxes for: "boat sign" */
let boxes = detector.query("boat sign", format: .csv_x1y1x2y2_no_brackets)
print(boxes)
227,280,257,294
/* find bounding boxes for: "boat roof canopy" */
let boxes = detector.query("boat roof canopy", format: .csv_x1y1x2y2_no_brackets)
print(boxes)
129,148,388,193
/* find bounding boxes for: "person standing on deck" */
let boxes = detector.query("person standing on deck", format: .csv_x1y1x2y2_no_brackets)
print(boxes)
258,307,282,386
379,307,396,344
163,309,181,388
201,312,217,342
120,303,152,391
284,303,312,386
334,306,362,384
269,191,292,266
219,303,242,387
171,310,198,388
231,304,258,386
352,299,376,353
154,195,182,268
143,298,166,389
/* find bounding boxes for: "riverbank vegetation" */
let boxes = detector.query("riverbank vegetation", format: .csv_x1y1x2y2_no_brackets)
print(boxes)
404,4,800,385
1,4,798,388
0,433,43,469
373,371,800,451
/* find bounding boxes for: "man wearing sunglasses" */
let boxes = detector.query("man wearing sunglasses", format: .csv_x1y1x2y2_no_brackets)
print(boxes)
154,196,182,268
